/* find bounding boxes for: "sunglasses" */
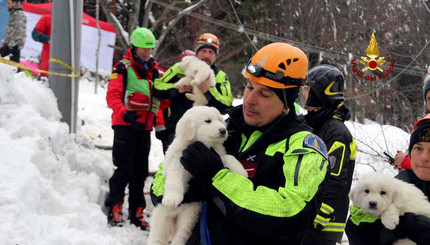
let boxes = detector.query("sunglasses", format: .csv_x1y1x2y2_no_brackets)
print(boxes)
245,59,304,88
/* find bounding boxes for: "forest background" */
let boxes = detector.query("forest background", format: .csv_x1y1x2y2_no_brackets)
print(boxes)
26,0,430,133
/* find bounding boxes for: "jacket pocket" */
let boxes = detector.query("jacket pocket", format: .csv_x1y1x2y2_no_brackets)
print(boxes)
127,92,150,110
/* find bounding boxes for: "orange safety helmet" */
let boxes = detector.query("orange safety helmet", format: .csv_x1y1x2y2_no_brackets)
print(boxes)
195,33,220,55
244,42,308,89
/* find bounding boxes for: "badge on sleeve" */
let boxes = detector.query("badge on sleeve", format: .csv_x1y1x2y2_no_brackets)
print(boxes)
304,134,328,159
110,73,118,79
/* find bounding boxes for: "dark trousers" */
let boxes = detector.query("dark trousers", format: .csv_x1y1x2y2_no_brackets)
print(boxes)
105,126,151,213
0,45,21,64
301,229,339,245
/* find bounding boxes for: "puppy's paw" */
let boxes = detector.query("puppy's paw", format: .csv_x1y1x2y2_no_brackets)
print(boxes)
162,193,183,208
381,213,399,230
231,165,248,178
186,92,208,106
222,155,248,178
190,79,201,86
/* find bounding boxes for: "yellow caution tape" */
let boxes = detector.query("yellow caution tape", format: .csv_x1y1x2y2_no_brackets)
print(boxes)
0,57,80,77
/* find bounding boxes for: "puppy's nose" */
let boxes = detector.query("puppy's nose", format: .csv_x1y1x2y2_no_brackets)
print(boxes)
219,128,226,136
368,201,377,209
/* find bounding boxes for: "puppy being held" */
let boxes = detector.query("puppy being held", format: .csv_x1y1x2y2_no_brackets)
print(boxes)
148,106,247,245
349,172,430,245
174,56,216,106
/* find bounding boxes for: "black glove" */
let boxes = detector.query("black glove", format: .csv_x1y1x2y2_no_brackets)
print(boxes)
0,45,11,57
393,212,417,238
379,213,416,245
180,141,224,191
123,111,146,131
155,127,168,141
182,177,205,203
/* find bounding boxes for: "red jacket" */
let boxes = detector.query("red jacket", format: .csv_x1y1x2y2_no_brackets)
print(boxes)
401,155,412,169
33,15,51,77
106,48,159,130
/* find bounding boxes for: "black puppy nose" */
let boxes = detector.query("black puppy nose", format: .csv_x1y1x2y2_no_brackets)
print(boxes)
369,201,377,209
219,128,226,136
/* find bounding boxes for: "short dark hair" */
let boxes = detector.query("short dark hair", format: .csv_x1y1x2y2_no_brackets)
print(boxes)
11,0,21,2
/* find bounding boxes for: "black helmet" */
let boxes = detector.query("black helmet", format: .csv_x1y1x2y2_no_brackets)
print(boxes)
306,64,345,108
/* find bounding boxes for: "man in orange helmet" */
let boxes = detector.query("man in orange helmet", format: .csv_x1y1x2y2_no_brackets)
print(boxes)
151,42,330,244
152,33,233,148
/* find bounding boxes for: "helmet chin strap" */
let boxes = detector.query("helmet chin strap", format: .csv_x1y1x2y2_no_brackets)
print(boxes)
282,89,290,115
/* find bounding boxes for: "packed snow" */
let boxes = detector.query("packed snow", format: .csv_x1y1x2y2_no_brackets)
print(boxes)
0,61,407,244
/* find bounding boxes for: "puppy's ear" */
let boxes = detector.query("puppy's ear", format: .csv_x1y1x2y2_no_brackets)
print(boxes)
392,189,405,209
176,116,195,141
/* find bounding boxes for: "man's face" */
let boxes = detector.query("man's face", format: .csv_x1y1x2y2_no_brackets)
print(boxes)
135,47,152,62
7,0,16,9
410,141,430,181
242,79,285,127
197,48,216,66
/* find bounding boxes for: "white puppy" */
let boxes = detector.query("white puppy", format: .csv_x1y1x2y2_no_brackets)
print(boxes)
174,56,216,106
349,172,430,245
148,106,248,245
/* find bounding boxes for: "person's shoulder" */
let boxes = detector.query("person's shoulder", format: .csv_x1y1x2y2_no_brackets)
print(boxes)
395,170,411,182
12,9,26,20
324,116,353,138
112,60,129,73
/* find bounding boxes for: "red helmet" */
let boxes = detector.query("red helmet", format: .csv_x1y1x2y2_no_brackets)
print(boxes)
179,50,196,62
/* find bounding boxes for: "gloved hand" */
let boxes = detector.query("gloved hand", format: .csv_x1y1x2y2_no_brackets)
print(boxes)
0,45,11,57
180,141,224,191
182,177,205,203
379,212,416,245
155,125,168,141
393,212,416,238
123,111,146,131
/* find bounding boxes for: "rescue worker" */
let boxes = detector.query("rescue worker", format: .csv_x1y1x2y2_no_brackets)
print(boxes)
346,114,430,245
105,27,160,230
151,42,330,245
152,33,233,148
301,64,356,245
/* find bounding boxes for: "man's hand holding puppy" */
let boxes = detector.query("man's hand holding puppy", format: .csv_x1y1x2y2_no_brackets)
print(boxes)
180,141,224,192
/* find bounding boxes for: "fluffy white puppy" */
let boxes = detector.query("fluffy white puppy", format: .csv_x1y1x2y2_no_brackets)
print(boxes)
349,172,430,245
148,106,248,245
174,56,216,106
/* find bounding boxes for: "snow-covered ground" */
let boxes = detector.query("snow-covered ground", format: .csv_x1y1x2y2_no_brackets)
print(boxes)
0,62,408,244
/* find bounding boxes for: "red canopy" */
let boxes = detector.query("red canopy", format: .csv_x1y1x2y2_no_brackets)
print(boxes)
22,2,116,33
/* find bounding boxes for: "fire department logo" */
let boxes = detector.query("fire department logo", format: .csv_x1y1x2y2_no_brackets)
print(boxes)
350,33,395,81
360,33,385,72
